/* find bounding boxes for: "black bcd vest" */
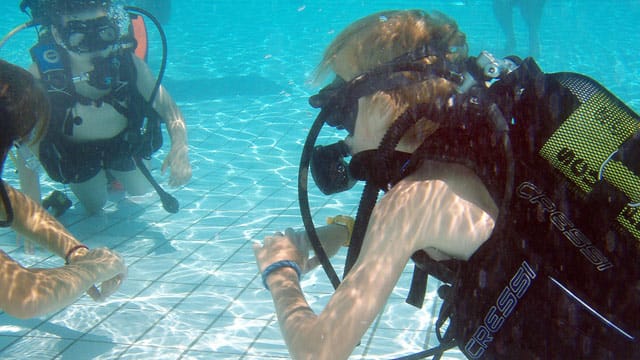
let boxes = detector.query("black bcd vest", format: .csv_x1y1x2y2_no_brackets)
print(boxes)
406,59,640,359
31,40,162,183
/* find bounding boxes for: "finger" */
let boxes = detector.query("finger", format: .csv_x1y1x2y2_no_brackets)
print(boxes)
100,276,123,299
87,285,103,302
169,175,180,187
288,229,310,255
252,240,263,251
101,273,126,299
304,257,320,273
285,228,299,241
284,228,296,238
291,232,305,249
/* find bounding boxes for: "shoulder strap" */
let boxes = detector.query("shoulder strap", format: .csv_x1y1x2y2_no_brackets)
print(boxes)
118,53,164,159
31,41,72,94
31,41,77,138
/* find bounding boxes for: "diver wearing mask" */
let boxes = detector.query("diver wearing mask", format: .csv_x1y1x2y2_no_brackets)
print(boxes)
54,12,123,90
15,0,191,215
42,0,130,91
57,13,120,53
255,10,640,360
304,48,640,359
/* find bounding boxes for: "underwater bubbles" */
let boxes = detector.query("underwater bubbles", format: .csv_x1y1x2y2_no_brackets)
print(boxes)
108,0,130,38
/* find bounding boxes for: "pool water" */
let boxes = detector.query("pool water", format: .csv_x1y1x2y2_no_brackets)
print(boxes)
0,1,638,359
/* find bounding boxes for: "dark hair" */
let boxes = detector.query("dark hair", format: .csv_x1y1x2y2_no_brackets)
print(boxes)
20,0,111,25
0,60,49,150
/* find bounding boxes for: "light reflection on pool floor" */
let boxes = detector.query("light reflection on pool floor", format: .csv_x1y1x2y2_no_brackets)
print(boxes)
1,0,639,359
0,93,458,359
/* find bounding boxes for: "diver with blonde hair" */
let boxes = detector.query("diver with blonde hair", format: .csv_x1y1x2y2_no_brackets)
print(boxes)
254,9,640,359
0,59,126,319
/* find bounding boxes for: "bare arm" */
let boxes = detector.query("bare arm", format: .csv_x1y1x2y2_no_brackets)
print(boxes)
0,183,126,318
14,145,42,204
133,56,191,186
254,166,497,359
17,64,45,204
0,248,123,319
4,181,81,257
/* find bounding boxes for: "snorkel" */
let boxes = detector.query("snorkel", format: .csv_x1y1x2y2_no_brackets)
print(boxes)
299,49,520,288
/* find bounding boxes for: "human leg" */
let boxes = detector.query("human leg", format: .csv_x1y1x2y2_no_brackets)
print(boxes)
105,150,152,197
520,0,546,57
492,0,517,53
110,166,151,196
69,170,109,214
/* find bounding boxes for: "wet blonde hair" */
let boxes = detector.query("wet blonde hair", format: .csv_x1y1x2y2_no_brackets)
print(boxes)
315,10,468,146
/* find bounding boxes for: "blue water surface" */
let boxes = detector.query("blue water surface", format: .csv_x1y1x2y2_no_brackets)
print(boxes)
0,1,638,359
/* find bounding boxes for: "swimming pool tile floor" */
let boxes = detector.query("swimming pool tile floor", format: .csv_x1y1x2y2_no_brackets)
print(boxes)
6,1,636,357
0,92,460,359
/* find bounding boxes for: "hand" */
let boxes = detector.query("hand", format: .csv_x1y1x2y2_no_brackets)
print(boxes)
253,229,307,274
70,248,127,302
303,229,344,273
291,223,350,273
162,144,192,187
86,272,126,302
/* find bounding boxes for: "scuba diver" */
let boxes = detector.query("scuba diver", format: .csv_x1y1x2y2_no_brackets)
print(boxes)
253,9,640,360
0,59,126,319
9,0,190,214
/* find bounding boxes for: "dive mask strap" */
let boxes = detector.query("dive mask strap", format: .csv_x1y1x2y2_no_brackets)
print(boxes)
308,47,467,135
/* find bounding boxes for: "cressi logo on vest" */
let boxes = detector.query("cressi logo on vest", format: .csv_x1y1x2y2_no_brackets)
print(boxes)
517,181,613,271
463,261,537,359
539,81,640,242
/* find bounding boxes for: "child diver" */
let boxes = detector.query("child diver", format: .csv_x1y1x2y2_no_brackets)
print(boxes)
12,0,190,214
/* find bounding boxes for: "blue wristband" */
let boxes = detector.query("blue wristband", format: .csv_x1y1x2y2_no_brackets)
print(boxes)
262,260,302,290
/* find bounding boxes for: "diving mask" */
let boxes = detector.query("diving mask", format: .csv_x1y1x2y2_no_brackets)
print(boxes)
309,77,358,135
60,16,119,53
